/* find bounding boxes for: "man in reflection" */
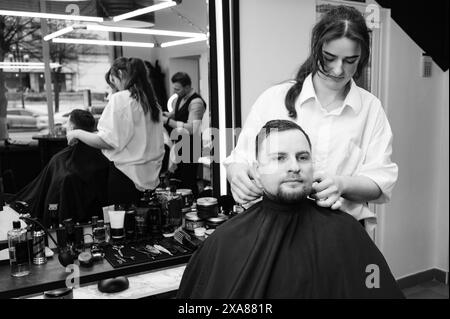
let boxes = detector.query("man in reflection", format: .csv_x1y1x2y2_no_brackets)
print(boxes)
162,72,206,196
10,109,109,227
177,120,404,299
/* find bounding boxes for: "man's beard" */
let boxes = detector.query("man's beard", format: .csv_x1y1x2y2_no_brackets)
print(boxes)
266,182,313,204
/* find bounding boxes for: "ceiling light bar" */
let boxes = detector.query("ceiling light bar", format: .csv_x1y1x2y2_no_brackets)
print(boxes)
52,38,155,48
0,62,61,69
113,1,178,22
44,24,206,42
83,24,205,38
43,26,74,41
160,35,207,48
0,9,104,22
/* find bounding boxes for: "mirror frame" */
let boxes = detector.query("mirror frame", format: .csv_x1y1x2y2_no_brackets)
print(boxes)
209,0,242,197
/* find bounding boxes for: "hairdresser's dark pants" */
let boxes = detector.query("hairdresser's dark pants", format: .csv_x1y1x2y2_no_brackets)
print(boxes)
107,162,143,207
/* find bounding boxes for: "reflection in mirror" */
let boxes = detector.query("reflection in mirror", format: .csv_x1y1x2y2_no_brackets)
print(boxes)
1,0,212,233
121,0,211,199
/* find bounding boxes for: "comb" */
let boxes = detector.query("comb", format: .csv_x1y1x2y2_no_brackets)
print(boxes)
174,228,198,251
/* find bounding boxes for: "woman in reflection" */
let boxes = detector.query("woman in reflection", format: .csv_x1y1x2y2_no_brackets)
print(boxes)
224,6,398,226
67,57,165,206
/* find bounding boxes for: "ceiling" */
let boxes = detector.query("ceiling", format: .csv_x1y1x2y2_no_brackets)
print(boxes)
376,0,449,71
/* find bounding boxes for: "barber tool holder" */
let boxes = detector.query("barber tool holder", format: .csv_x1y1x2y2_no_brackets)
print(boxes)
102,235,198,269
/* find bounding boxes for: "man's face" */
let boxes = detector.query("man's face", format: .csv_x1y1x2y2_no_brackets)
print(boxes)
255,129,314,203
172,82,190,98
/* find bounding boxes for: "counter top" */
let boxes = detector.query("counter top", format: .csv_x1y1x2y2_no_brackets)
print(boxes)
26,264,186,299
0,250,190,299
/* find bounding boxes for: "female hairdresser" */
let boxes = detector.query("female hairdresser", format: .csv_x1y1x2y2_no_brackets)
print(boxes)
67,57,165,206
225,6,398,221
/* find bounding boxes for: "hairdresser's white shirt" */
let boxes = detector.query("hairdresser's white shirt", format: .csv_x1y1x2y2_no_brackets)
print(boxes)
224,74,398,221
97,90,165,191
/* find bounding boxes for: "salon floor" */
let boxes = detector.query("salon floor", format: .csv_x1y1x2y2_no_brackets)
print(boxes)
402,280,449,299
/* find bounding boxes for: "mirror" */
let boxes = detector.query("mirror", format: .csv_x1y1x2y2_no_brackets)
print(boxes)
0,0,214,230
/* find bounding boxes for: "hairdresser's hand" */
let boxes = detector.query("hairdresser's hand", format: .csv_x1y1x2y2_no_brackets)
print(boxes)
227,163,263,204
66,129,80,146
311,171,344,210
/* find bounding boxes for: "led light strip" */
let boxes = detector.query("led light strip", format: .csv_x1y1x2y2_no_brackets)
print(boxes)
43,26,74,41
44,24,205,41
0,9,104,22
0,62,61,69
215,0,228,195
82,24,205,38
52,38,155,48
160,35,208,48
113,1,178,22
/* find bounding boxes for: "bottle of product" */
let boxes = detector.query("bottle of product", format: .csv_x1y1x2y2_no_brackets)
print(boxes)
22,215,34,262
62,218,75,247
135,193,149,240
148,193,163,237
74,223,84,254
48,203,59,230
166,185,183,234
8,221,31,277
32,226,47,265
91,216,98,230
124,208,136,241
93,220,107,245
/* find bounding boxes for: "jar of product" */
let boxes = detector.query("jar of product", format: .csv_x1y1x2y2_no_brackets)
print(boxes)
184,212,205,233
194,227,206,240
206,214,229,230
196,197,219,220
177,189,194,208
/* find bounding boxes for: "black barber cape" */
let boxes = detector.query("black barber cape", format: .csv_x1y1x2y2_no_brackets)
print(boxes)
177,196,404,299
11,141,109,226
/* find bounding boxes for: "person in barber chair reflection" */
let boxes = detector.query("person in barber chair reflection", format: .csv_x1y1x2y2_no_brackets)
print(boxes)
162,72,206,197
10,109,109,225
67,57,165,207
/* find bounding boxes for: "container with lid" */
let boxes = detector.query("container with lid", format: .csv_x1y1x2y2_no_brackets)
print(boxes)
196,197,219,220
177,188,194,208
8,221,31,277
206,214,229,230
194,227,206,239
184,212,205,233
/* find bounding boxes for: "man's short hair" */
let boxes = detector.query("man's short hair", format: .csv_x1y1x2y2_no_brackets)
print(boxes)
255,120,312,159
171,72,192,87
69,109,96,132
